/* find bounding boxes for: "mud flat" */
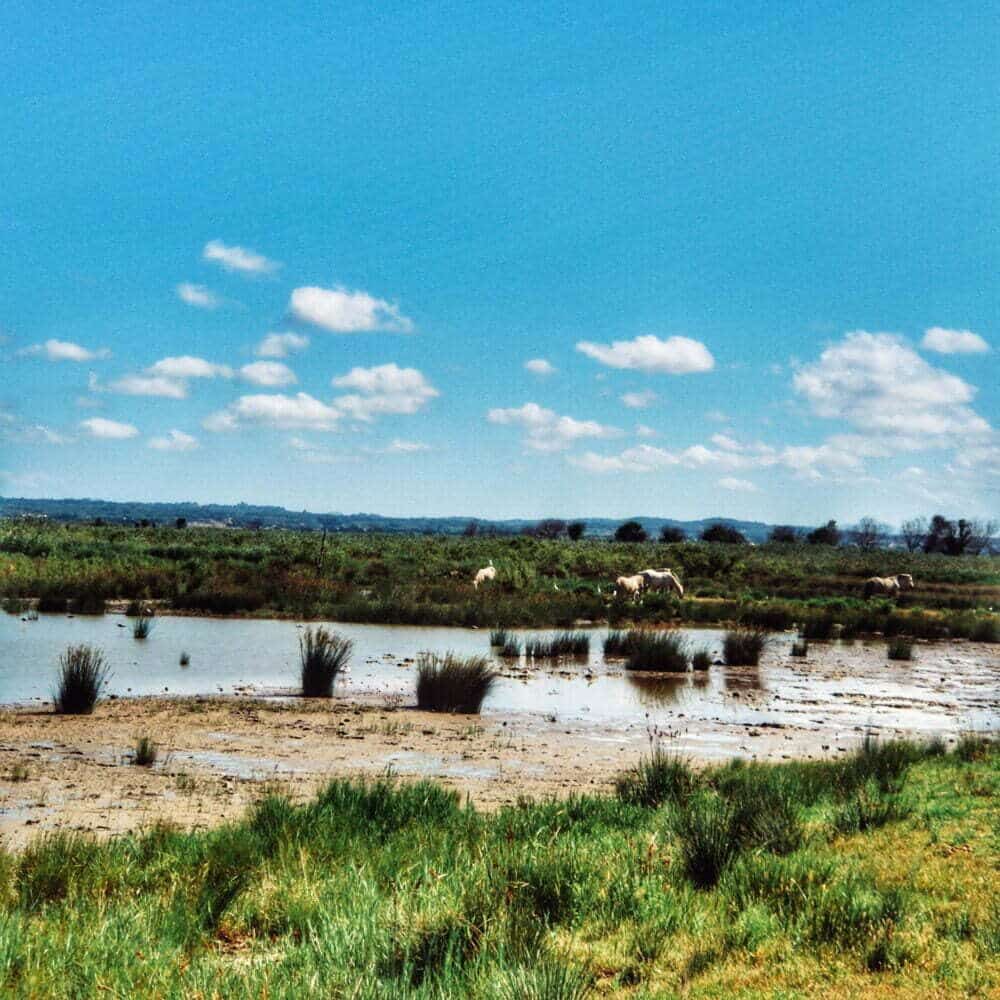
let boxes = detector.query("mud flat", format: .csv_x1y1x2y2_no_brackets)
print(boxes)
0,634,995,849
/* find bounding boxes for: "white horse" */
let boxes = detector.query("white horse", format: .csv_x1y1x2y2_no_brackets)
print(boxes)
862,573,914,599
473,559,497,589
639,568,684,597
614,574,646,600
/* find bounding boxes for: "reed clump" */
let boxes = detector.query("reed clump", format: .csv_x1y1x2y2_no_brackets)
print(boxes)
53,644,108,714
723,629,769,666
133,736,158,767
525,631,590,660
624,630,689,672
132,614,154,639
299,627,353,697
415,653,497,713
887,637,914,661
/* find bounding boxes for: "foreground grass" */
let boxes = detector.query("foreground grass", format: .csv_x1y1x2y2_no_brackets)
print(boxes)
0,740,996,997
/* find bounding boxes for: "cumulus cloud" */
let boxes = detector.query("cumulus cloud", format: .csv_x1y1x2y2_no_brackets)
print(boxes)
718,476,759,492
80,417,139,439
636,424,657,438
205,393,341,432
794,331,990,444
332,363,438,421
255,332,309,358
621,390,657,409
240,361,297,387
577,335,714,374
148,429,198,452
383,439,431,453
19,339,110,362
176,283,219,308
110,375,188,399
202,240,279,275
488,402,621,453
921,327,990,354
148,356,233,379
290,286,413,333
524,358,556,376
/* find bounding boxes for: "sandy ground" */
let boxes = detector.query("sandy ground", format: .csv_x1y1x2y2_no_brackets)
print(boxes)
0,639,997,849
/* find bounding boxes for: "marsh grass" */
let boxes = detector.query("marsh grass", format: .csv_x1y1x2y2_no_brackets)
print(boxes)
887,637,914,661
133,736,158,767
498,637,522,659
416,653,497,713
791,638,809,657
299,627,353,697
132,614,154,639
179,651,190,666
53,644,108,714
723,629,768,666
525,632,590,660
624,630,689,672
615,747,696,807
969,618,999,643
800,614,836,640
490,628,512,647
690,648,712,671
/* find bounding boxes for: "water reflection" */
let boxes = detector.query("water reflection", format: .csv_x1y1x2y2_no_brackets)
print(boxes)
721,667,765,694
625,675,688,707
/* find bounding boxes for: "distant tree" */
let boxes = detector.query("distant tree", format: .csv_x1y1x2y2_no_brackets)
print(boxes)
768,525,799,544
567,521,586,541
700,523,747,545
175,517,187,529
925,515,999,556
530,519,566,540
92,518,105,528
659,525,686,543
462,520,479,537
807,520,840,546
900,516,928,553
850,517,889,551
968,519,999,555
615,520,648,543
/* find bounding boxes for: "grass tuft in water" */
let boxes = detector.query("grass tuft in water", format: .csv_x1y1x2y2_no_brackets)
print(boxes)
624,631,689,672
416,653,497,713
132,614,154,639
299,627,353,697
723,629,768,666
887,637,913,661
791,638,809,657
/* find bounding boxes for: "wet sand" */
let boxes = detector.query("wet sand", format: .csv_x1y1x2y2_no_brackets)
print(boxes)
0,640,996,849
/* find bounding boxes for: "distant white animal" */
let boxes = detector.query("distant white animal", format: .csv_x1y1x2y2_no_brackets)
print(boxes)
639,568,684,597
614,574,646,599
862,573,914,599
473,559,497,590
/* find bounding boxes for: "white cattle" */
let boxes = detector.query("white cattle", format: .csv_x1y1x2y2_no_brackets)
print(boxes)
473,560,497,590
639,568,684,597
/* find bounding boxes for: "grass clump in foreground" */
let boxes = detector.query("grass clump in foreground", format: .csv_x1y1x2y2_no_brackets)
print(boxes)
0,738,994,996
299,626,353,697
416,652,497,712
53,644,108,714
723,628,769,666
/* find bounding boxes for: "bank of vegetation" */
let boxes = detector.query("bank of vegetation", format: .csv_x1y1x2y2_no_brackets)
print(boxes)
0,737,995,996
1,521,998,637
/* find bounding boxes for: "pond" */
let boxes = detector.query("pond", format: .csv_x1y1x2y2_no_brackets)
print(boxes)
1,613,996,736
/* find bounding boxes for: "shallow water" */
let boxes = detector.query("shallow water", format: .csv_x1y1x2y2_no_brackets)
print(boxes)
1,613,996,735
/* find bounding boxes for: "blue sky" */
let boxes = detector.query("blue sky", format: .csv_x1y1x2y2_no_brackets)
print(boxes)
2,1,997,524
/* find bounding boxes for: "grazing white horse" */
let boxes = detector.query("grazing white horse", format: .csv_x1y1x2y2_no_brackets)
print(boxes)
862,573,914,599
473,559,497,589
639,568,684,597
614,574,646,599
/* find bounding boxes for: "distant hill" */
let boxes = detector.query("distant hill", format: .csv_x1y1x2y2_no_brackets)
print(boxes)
0,496,805,543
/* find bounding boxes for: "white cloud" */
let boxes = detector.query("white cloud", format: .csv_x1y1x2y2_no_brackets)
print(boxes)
256,332,309,358
176,283,219,308
488,402,621,453
920,327,990,355
636,424,657,438
718,476,759,492
19,339,110,362
577,335,714,374
148,429,198,452
621,390,657,409
149,356,233,379
205,393,341,432
705,409,729,423
240,361,297,387
524,358,556,376
384,439,431,453
80,417,139,439
202,239,279,275
110,375,188,399
793,331,990,444
290,286,413,333
2,422,71,445
332,363,438,421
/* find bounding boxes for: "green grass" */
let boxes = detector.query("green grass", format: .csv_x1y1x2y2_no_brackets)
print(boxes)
415,653,497,713
299,627,353,697
624,630,690,672
0,739,993,996
524,632,590,660
888,636,915,660
722,629,768,666
52,644,108,714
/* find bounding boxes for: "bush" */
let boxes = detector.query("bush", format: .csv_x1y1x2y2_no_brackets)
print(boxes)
133,736,158,767
723,629,768,666
625,631,689,672
416,653,497,713
299,627,353,697
53,645,108,714
887,637,913,661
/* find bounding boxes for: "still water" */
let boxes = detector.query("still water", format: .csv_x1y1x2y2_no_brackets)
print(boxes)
1,613,996,734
